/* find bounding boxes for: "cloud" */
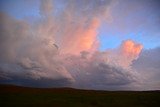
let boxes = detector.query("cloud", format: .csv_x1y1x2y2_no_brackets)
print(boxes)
64,53,138,90
118,40,143,67
97,40,143,69
62,40,143,90
53,0,113,55
0,11,74,87
99,0,160,50
0,0,112,88
132,47,160,90
40,0,53,17
1,0,159,90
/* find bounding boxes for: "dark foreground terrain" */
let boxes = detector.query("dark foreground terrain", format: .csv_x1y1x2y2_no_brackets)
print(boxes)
0,84,160,107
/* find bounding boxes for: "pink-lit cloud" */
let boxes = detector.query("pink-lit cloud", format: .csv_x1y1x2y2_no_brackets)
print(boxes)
0,0,159,90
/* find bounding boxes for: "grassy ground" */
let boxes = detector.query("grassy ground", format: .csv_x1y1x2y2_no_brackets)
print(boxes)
0,85,160,107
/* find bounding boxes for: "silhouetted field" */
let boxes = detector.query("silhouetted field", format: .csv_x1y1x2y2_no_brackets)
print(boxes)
0,84,160,107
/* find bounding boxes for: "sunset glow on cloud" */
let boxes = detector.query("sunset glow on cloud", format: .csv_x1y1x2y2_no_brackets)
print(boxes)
121,40,143,57
0,0,160,90
60,18,100,55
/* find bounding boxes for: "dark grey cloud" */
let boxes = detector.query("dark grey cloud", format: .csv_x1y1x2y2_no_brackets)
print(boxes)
0,70,72,88
64,51,140,90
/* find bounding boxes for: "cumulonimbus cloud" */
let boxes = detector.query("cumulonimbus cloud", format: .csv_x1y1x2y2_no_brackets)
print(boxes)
2,0,159,90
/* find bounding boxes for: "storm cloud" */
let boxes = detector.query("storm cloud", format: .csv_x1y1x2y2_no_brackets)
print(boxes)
0,0,159,90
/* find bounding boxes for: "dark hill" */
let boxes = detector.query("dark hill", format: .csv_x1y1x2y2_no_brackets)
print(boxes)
0,84,160,107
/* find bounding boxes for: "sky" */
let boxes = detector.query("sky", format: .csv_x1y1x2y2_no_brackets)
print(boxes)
0,0,160,90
